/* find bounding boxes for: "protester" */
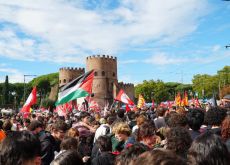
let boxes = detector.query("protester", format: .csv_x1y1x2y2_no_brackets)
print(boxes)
28,120,56,165
115,143,149,165
186,109,204,140
165,127,192,159
130,149,186,165
51,150,83,165
91,135,115,165
0,131,41,165
187,131,230,165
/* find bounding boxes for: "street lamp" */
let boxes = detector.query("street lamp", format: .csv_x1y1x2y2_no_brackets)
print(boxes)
23,75,37,103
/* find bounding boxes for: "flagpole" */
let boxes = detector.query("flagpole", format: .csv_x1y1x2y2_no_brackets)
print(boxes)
109,99,115,111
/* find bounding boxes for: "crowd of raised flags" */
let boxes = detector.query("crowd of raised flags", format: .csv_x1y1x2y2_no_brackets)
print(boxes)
20,70,206,116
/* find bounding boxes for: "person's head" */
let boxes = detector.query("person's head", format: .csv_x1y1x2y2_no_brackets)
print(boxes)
166,127,192,157
167,113,187,128
115,143,149,165
130,149,186,165
204,107,227,126
79,112,90,124
187,131,230,165
176,107,187,115
28,120,43,135
127,111,136,121
2,119,12,131
96,135,112,152
117,109,125,119
0,131,41,165
113,122,131,141
156,108,165,117
52,120,68,140
66,128,79,139
60,137,78,151
221,115,230,141
106,115,116,125
137,122,156,148
186,109,204,131
51,150,83,165
23,118,31,128
31,114,36,120
136,115,147,127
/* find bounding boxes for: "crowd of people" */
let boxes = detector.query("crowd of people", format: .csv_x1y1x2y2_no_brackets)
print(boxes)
0,104,230,165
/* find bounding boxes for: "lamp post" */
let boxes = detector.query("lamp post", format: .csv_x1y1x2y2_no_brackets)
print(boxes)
23,75,37,103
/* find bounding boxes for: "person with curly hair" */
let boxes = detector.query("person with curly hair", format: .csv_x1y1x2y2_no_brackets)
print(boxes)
137,121,157,149
187,131,230,165
221,115,230,151
204,107,227,135
112,122,135,151
115,143,149,165
165,127,192,159
167,113,187,128
186,109,204,140
129,149,186,165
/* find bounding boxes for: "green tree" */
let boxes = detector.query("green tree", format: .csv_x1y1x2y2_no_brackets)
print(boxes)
135,80,156,102
153,80,169,103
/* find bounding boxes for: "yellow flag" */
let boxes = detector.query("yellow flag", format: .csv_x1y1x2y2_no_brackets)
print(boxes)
137,94,146,108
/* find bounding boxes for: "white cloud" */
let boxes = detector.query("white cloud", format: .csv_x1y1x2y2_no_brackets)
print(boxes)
0,65,25,83
212,45,221,52
119,74,139,85
0,0,209,63
144,52,189,65
119,59,138,64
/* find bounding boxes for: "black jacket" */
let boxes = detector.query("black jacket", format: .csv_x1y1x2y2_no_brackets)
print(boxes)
38,131,56,165
91,152,115,165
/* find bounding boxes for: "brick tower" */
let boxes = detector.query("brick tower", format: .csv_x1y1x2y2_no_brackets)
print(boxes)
59,67,85,87
86,55,118,107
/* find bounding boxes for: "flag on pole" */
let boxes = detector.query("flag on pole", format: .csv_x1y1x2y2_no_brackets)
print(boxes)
175,92,181,106
21,87,37,113
183,91,188,106
115,89,134,105
55,70,94,106
152,99,155,108
125,104,131,112
137,94,146,109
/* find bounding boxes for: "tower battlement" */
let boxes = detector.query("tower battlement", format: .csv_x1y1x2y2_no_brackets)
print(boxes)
86,55,117,61
59,67,85,72
118,82,134,88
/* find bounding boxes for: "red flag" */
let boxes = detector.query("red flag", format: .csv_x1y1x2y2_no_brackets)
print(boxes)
21,87,37,113
152,99,155,108
126,104,131,112
115,89,134,105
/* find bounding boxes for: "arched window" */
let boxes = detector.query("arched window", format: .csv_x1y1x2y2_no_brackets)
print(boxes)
102,71,105,76
94,72,98,76
59,80,61,84
63,79,66,83
113,72,116,77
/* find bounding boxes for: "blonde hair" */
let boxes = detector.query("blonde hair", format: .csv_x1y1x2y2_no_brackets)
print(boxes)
136,115,147,126
66,128,79,138
112,122,131,136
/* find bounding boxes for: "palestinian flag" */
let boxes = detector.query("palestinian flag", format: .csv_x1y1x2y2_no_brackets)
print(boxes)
55,70,94,106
